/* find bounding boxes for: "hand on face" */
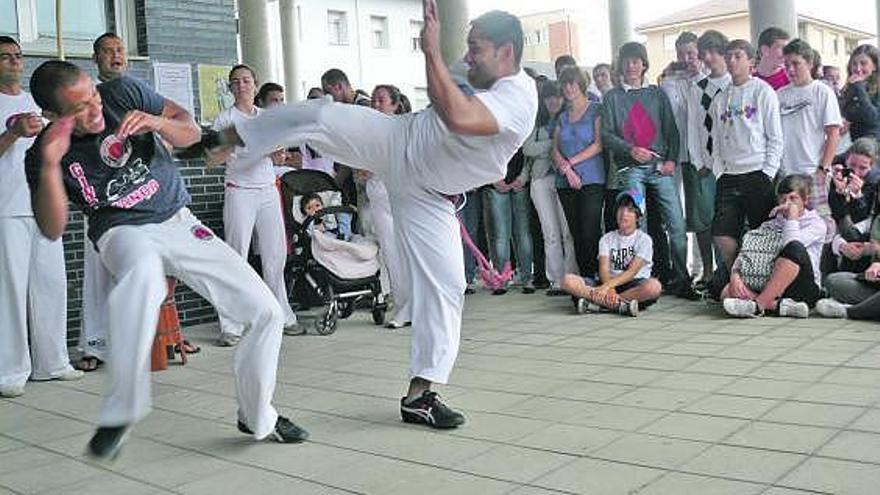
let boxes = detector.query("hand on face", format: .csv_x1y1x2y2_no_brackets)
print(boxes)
40,117,75,166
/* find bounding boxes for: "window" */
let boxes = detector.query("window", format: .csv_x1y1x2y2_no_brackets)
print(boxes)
833,36,839,55
0,0,137,56
328,10,348,45
370,15,388,49
410,20,422,52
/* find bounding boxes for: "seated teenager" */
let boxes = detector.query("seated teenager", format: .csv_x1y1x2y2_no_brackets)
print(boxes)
560,189,662,317
818,199,880,320
722,174,827,318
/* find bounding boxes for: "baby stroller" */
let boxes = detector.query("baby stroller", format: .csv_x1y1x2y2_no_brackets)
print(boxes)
279,170,387,334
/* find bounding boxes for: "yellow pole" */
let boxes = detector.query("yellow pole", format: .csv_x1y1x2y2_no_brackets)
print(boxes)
56,0,65,60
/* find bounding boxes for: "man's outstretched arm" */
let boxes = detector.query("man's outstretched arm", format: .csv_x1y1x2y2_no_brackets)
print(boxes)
422,0,499,136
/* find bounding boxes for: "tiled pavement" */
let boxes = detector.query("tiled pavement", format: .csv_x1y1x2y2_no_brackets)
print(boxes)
2,292,880,494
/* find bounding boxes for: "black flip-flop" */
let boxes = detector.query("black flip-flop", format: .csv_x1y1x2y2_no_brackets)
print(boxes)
78,356,104,372
174,340,201,355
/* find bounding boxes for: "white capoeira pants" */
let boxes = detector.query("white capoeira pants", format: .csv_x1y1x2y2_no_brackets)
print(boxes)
220,185,297,334
237,99,478,383
529,174,578,284
365,176,411,323
94,207,284,438
0,216,75,388
80,225,111,361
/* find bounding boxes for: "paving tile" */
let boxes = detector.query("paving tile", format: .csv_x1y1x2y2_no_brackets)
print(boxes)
683,357,761,376
593,432,711,469
38,473,174,495
761,402,866,429
779,457,880,494
566,402,668,432
848,408,880,433
176,464,345,495
681,394,780,419
724,421,837,454
718,377,811,400
0,458,105,494
451,445,574,484
636,472,765,495
532,458,664,494
515,423,623,455
650,372,737,393
587,367,668,387
640,412,748,443
792,383,880,407
821,367,880,387
748,362,831,382
816,430,880,464
609,387,705,411
680,444,805,483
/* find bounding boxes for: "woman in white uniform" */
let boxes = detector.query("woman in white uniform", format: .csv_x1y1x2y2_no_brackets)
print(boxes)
213,65,298,345
367,84,412,328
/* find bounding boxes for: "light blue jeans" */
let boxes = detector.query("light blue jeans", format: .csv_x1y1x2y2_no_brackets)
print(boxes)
621,165,689,286
485,186,533,284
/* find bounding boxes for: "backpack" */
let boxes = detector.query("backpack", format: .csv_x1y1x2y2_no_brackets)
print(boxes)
737,222,786,292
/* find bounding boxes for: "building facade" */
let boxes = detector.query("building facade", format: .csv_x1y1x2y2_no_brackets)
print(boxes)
518,4,613,73
265,0,429,109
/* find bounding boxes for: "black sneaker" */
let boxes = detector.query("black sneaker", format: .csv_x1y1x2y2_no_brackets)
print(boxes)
491,288,507,296
174,129,225,160
86,425,130,461
669,282,701,301
238,416,309,443
400,391,465,429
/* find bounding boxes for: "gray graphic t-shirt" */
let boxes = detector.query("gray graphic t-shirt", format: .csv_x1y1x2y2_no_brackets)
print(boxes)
26,76,189,246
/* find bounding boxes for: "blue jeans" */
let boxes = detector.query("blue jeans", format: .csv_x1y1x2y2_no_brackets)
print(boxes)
460,189,483,283
485,186,534,283
621,166,689,286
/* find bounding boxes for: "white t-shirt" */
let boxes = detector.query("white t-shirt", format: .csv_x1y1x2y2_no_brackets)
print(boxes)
213,106,276,188
406,70,538,195
598,229,654,280
0,91,40,217
778,81,842,176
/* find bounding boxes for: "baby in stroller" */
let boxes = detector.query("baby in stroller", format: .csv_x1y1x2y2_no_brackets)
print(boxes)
281,170,387,334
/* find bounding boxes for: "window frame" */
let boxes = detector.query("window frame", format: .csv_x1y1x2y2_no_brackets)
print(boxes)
327,9,349,46
370,15,388,50
2,0,140,58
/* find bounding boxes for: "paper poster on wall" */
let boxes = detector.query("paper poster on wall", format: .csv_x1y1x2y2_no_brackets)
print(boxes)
197,64,234,125
152,63,195,117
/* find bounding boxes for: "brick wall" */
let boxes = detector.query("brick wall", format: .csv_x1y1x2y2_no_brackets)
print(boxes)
23,0,239,346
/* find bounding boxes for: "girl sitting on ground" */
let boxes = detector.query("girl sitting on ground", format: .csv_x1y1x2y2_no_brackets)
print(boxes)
722,174,827,318
561,189,662,317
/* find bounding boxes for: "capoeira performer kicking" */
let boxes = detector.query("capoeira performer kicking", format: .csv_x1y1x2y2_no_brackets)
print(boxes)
197,1,537,428
0,35,83,398
26,61,308,459
213,64,300,346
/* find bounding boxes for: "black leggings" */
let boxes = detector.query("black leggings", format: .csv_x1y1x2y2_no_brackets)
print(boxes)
558,185,604,277
777,241,822,307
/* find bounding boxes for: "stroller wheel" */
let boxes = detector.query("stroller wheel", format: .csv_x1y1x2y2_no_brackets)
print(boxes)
371,304,386,326
315,301,338,335
337,300,355,319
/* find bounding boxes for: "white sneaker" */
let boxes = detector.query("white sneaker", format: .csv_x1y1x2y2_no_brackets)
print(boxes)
57,369,85,381
575,298,588,314
723,298,760,318
216,333,241,347
0,384,25,397
816,298,849,318
618,299,639,317
385,319,410,329
31,368,85,382
283,323,306,336
778,298,809,318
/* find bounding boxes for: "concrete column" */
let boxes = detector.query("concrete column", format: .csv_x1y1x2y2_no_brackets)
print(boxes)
877,0,880,46
238,0,273,84
279,0,301,101
609,0,636,58
748,0,797,46
437,0,469,66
